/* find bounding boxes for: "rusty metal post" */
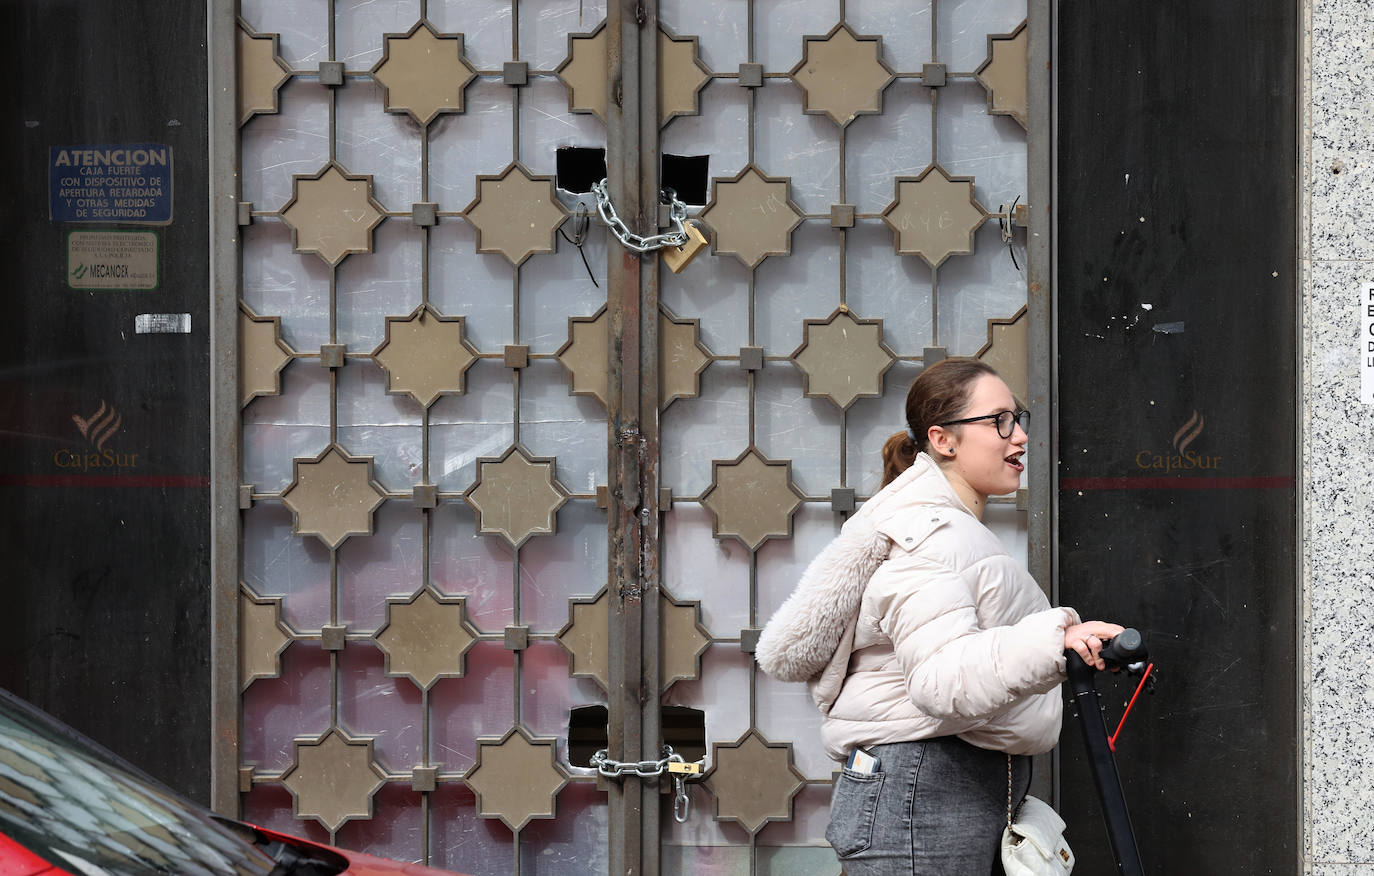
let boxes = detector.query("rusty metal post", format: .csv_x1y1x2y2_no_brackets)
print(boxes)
605,1,662,874
207,0,242,819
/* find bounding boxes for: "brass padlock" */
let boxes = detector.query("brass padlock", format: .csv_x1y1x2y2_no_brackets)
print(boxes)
666,761,702,775
661,222,708,274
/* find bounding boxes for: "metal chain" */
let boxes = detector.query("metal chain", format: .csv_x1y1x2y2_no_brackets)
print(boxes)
590,179,691,253
588,744,704,823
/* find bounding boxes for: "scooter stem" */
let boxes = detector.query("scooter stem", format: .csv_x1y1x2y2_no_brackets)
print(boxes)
1066,650,1145,876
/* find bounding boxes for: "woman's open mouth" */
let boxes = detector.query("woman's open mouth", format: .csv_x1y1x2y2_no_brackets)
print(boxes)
1006,453,1024,473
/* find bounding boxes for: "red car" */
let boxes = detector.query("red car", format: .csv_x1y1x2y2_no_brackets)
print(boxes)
0,688,468,876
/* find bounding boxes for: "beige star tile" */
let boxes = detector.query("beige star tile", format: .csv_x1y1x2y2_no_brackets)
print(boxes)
661,588,711,691
465,726,569,831
371,19,477,127
976,21,1029,130
699,165,804,269
280,162,387,267
376,588,478,690
789,22,894,127
237,21,291,126
557,589,609,690
660,307,712,410
881,164,988,269
703,730,805,834
464,445,569,547
280,445,387,550
976,305,1029,403
701,449,803,551
372,304,479,408
555,306,608,408
463,163,569,267
555,22,608,123
239,586,291,690
791,308,896,410
659,26,711,127
281,728,387,832
239,302,294,407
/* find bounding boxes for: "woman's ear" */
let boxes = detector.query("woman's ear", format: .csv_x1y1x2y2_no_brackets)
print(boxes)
927,425,954,458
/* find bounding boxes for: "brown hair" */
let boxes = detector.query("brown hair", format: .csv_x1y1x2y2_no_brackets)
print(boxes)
880,357,1000,486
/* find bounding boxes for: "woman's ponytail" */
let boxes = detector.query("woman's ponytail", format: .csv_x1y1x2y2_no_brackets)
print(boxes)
880,430,918,487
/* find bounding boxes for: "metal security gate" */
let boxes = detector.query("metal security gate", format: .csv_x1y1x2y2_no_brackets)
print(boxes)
210,1,1049,873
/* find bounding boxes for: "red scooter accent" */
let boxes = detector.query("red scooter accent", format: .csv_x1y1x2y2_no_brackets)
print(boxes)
1108,662,1155,752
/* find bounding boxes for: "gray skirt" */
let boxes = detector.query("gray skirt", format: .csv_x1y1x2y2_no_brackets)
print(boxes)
826,736,1032,876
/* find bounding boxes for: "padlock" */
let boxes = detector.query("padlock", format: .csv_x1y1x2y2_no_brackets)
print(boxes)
666,761,702,775
661,222,708,274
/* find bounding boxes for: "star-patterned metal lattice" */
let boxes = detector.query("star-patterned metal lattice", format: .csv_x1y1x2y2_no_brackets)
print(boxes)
791,308,896,410
463,163,569,267
239,587,290,690
280,728,387,832
976,21,1029,130
976,305,1029,404
239,302,293,407
659,26,711,126
660,588,711,691
703,730,806,834
555,21,609,123
882,164,988,268
659,307,711,410
279,162,387,267
464,445,569,548
372,304,479,408
280,445,387,550
370,19,477,127
790,22,895,127
555,306,609,408
465,726,569,832
557,589,610,690
699,165,804,269
701,449,803,551
375,588,478,690
236,21,290,126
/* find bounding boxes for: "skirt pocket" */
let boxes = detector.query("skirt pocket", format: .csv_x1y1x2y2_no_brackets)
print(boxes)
825,769,885,858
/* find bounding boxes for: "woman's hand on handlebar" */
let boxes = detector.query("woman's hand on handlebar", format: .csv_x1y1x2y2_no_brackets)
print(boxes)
1064,622,1126,670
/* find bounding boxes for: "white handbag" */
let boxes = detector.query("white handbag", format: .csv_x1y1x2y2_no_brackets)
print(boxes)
1001,756,1074,875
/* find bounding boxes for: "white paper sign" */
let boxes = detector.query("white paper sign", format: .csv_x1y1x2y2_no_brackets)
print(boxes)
1363,282,1374,404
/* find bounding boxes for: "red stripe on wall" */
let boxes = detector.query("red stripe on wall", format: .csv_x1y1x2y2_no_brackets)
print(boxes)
1060,476,1295,491
0,474,210,488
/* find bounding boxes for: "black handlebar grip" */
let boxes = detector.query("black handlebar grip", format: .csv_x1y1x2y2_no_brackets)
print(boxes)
1099,628,1147,667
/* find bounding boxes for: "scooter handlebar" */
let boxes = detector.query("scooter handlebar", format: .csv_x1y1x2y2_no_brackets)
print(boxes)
1065,628,1148,682
1099,628,1147,668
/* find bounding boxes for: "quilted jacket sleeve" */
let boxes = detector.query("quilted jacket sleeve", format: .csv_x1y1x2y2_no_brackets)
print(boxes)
872,554,1078,721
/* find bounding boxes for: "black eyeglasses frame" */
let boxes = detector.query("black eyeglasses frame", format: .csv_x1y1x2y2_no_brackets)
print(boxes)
935,409,1030,439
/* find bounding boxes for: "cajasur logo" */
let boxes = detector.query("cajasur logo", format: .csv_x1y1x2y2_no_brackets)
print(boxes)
53,400,139,471
1135,410,1221,473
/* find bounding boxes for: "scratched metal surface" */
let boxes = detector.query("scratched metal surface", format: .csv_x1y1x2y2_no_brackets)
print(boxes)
1056,0,1298,870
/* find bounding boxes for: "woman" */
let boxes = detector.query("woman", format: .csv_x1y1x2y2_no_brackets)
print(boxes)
756,357,1121,875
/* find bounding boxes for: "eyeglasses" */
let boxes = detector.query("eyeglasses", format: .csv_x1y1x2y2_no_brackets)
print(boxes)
936,409,1029,439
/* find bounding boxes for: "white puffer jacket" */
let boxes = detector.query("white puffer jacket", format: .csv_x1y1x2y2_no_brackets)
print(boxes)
756,453,1078,762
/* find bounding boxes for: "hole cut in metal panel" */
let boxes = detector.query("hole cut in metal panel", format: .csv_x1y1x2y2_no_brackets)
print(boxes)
556,146,608,194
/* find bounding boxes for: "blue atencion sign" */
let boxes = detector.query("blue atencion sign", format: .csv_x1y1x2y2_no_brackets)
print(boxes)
49,144,173,225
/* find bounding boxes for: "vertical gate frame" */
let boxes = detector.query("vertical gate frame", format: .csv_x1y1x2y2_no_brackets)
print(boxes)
207,0,241,818
606,2,663,875
1032,0,1061,806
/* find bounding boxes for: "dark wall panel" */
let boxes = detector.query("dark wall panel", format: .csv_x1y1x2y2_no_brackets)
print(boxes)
1057,0,1296,872
0,1,210,800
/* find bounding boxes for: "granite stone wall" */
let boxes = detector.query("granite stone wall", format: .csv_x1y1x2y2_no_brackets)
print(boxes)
1303,0,1374,872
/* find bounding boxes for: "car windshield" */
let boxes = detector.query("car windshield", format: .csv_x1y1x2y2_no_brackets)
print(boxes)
0,692,279,875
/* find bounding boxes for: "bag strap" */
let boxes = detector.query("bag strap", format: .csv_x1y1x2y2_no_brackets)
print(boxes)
1005,753,1014,827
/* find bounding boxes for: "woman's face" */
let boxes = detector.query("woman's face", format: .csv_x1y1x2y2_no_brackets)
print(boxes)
936,374,1028,500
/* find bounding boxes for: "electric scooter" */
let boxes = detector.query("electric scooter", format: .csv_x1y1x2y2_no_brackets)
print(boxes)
1064,628,1153,876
